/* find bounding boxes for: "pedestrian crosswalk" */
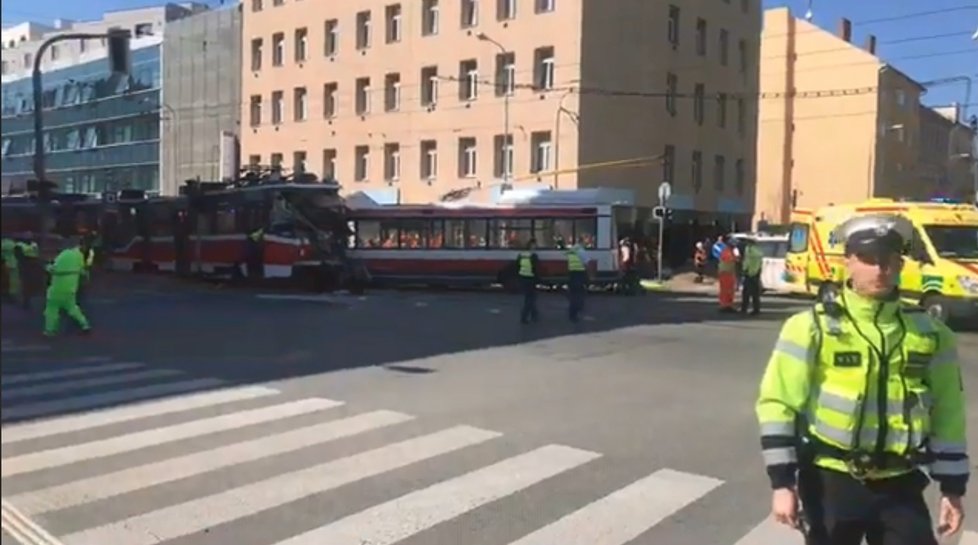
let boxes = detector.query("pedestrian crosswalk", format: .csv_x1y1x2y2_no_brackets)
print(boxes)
2,356,976,545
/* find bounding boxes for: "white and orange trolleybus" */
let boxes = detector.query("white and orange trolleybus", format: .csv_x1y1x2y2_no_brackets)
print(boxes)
345,187,642,290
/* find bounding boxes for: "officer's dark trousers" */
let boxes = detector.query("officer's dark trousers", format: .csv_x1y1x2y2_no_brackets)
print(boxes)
741,274,761,314
567,271,587,322
520,276,538,323
799,467,937,545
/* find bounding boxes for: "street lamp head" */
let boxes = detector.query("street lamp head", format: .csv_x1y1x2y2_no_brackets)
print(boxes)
476,32,488,40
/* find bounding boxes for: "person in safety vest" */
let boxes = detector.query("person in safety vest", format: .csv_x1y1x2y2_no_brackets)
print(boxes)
44,236,92,337
565,241,588,322
2,237,18,302
717,236,737,312
740,236,764,315
516,238,540,324
755,214,967,545
246,227,265,282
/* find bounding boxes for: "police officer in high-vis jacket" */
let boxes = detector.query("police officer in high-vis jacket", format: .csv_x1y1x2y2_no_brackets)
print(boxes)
756,214,967,545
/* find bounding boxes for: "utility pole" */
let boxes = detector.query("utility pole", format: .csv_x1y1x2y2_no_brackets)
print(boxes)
31,28,131,252
477,33,511,188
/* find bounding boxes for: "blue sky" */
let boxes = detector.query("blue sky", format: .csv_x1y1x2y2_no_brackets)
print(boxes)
2,0,975,108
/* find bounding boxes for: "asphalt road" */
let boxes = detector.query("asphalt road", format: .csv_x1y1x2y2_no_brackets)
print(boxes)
2,277,977,545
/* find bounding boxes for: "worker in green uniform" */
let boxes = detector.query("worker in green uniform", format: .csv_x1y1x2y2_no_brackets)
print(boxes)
740,236,764,315
516,238,540,324
756,214,967,544
44,237,91,337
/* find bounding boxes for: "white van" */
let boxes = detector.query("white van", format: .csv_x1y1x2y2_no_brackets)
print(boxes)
730,233,790,292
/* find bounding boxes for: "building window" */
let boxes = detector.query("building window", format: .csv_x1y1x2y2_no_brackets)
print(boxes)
735,158,745,195
272,33,284,66
295,27,308,62
324,82,338,117
530,131,552,173
737,97,745,135
495,52,515,96
357,11,372,49
534,46,555,90
497,0,516,20
738,39,747,74
459,59,478,101
662,144,675,183
271,90,284,124
273,0,283,5
249,95,262,126
535,0,554,13
494,134,513,178
717,92,727,128
252,0,262,12
323,148,337,178
294,87,308,121
271,153,283,167
325,19,338,56
356,77,371,114
251,38,263,70
718,29,729,66
294,150,307,173
384,143,401,181
695,18,707,56
421,66,439,105
50,45,59,61
668,5,680,46
665,73,677,115
461,0,478,28
423,0,440,35
248,154,261,166
691,150,703,193
458,137,477,177
386,4,402,43
694,84,704,125
421,140,438,179
385,73,401,111
135,23,153,37
714,154,725,191
355,145,370,181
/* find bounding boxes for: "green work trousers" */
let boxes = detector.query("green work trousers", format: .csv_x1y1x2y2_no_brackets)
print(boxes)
44,289,90,336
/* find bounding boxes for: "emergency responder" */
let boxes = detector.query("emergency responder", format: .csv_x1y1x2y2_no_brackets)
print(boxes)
565,241,588,322
717,236,737,312
740,236,764,315
517,238,540,324
44,236,91,337
755,214,967,545
246,227,265,282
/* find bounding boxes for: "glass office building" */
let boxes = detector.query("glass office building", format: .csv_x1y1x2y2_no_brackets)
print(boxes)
1,42,162,194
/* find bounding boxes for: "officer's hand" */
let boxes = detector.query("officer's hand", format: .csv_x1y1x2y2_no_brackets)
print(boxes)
937,494,965,538
771,487,800,528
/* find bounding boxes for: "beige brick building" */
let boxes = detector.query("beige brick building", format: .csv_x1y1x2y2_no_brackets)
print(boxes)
755,7,976,227
241,0,762,237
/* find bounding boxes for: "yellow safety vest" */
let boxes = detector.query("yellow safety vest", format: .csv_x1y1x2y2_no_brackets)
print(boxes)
249,228,264,242
518,252,534,277
743,246,763,276
566,249,585,272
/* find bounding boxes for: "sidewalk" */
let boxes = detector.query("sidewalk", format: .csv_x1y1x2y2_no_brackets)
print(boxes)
640,272,717,295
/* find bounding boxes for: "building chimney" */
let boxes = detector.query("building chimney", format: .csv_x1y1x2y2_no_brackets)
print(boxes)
838,18,852,42
865,34,877,54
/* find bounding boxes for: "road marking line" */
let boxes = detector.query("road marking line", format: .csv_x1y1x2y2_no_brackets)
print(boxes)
1,499,64,545
2,363,146,387
505,468,722,545
732,518,804,545
1,378,226,421
59,425,501,545
0,345,52,354
255,294,345,303
0,398,342,478
11,409,415,516
274,444,602,545
1,385,279,445
1,369,181,401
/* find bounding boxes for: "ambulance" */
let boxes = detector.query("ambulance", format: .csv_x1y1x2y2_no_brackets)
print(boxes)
783,198,978,323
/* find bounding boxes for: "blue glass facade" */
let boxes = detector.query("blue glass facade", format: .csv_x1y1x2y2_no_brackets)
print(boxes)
1,44,162,194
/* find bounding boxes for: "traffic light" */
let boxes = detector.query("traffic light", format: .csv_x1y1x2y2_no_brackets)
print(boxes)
106,28,131,75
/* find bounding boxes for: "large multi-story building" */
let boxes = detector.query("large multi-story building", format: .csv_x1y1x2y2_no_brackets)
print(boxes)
755,7,977,226
241,0,761,232
0,3,207,195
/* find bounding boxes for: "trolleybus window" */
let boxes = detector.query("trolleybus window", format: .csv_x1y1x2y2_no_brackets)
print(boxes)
443,219,466,248
466,219,488,248
399,219,431,249
215,208,236,235
490,218,533,248
574,218,597,248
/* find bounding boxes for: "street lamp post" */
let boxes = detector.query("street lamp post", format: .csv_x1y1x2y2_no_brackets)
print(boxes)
476,33,511,187
554,85,580,189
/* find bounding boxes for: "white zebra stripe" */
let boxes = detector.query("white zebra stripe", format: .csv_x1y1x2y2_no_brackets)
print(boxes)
2,363,144,387
732,518,804,545
506,468,722,545
274,445,602,545
1,385,279,445
10,409,414,516
1,398,342,478
2,369,182,401
1,378,227,421
58,425,501,545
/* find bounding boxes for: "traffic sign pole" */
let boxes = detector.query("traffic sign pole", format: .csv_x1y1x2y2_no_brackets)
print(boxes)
656,182,671,282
